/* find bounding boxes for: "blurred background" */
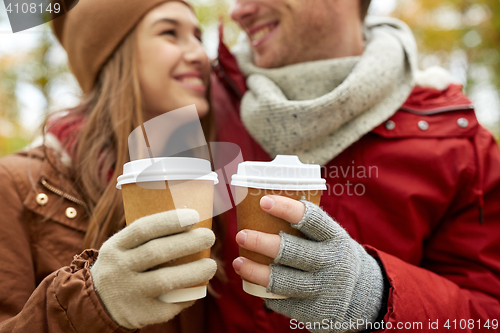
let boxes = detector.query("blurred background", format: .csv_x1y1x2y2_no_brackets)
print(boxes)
0,0,499,157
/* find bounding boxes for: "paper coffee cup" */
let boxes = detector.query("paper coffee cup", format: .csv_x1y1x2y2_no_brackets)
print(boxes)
231,155,326,298
117,157,218,303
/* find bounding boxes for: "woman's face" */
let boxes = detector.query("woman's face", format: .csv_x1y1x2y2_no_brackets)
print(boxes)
136,2,210,121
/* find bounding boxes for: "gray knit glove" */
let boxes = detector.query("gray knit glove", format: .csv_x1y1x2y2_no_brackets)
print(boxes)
90,209,217,329
266,200,384,333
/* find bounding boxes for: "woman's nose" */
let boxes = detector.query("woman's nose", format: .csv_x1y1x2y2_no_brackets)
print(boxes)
183,39,207,65
230,0,259,25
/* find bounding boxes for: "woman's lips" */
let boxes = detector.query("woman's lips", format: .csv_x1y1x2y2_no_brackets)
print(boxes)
248,21,279,47
174,73,206,94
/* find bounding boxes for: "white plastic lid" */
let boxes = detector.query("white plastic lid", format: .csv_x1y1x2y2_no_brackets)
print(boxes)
116,157,219,189
231,155,326,191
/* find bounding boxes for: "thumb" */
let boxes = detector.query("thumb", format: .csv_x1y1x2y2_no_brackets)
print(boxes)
294,200,345,241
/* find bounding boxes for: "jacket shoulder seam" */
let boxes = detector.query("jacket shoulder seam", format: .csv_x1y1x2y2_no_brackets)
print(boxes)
0,163,27,207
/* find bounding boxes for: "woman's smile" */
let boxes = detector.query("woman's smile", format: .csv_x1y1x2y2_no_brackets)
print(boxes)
136,2,210,120
173,71,207,94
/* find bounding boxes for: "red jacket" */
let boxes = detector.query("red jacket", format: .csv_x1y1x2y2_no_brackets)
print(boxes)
208,32,500,332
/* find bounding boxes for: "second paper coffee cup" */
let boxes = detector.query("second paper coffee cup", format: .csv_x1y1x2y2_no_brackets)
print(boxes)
117,157,218,303
231,155,326,298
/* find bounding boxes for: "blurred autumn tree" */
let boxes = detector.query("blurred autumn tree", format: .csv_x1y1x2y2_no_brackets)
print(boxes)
394,0,499,82
0,20,71,155
0,0,499,157
193,0,240,49
392,0,500,138
0,52,26,154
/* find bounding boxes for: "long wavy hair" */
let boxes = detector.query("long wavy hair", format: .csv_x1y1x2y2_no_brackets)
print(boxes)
44,26,215,249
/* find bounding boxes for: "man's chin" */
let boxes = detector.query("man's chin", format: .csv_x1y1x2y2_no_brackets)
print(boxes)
252,52,283,69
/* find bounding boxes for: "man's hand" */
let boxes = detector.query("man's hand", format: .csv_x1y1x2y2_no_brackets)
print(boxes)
233,196,385,333
232,195,304,287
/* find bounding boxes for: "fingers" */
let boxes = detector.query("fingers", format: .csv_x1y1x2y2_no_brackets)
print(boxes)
115,209,200,250
236,230,281,260
260,196,305,225
267,264,318,298
232,257,271,288
127,228,215,272
274,232,326,272
139,258,217,298
260,196,343,242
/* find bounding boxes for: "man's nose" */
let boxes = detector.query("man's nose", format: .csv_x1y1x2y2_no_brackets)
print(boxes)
230,0,259,25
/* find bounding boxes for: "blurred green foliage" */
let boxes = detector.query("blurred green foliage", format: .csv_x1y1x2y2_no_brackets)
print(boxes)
394,0,499,87
393,0,500,138
193,0,241,46
0,135,30,155
0,21,72,157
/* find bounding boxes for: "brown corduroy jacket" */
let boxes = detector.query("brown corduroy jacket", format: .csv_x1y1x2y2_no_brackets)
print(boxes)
0,145,206,333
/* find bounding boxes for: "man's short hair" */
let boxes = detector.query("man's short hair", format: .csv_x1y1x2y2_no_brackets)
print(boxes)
360,0,371,22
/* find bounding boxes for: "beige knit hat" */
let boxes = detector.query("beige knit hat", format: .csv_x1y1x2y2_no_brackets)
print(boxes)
51,0,192,93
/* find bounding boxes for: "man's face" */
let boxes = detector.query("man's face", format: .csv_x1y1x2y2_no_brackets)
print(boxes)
230,0,360,68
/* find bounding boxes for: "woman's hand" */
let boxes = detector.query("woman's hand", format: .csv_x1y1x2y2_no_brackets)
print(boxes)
91,209,217,330
233,196,385,333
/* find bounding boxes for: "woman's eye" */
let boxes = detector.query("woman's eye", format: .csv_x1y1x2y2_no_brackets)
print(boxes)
161,29,177,37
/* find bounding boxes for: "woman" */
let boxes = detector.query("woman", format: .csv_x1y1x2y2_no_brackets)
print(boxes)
0,0,218,331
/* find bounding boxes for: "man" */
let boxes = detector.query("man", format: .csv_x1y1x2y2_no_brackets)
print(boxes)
209,0,500,332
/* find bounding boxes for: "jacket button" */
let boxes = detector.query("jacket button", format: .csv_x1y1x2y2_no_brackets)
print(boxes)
457,118,469,128
385,120,396,130
36,193,49,206
65,207,77,219
418,120,429,131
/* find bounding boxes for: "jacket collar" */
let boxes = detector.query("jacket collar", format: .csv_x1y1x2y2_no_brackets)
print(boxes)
13,145,88,232
214,24,247,99
18,145,84,204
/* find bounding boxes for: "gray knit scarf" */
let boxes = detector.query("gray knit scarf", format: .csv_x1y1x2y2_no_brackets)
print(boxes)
233,17,419,165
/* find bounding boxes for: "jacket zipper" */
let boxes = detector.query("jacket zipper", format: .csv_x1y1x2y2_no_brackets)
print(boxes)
41,178,87,208
400,104,474,115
